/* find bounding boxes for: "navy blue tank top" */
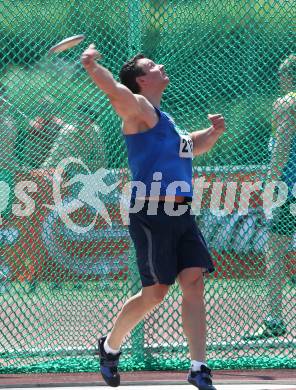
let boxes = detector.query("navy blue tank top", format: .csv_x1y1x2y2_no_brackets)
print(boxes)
124,107,193,198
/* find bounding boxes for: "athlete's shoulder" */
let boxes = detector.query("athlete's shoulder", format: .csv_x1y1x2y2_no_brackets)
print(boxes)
133,93,152,107
133,93,157,115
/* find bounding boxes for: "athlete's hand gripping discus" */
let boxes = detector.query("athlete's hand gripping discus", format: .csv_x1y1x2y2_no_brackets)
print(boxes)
49,34,85,54
81,43,102,68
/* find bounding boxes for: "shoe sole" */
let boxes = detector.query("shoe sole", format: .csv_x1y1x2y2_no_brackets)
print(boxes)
188,377,216,390
101,372,120,387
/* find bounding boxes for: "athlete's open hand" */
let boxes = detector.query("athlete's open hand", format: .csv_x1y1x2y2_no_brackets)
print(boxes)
81,44,101,69
208,114,226,136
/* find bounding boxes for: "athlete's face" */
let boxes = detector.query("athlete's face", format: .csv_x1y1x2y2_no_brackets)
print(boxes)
136,58,169,92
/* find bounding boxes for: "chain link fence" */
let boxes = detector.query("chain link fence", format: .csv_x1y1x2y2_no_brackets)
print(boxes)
0,0,295,373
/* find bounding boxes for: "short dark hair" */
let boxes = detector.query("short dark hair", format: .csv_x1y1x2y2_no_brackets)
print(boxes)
119,54,147,93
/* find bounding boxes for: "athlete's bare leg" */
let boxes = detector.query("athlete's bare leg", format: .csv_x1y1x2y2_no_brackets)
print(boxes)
178,267,206,361
107,284,170,350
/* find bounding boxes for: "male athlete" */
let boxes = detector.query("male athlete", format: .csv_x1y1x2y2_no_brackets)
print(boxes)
82,45,226,389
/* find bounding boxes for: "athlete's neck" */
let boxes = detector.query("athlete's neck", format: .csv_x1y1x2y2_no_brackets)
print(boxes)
141,91,162,109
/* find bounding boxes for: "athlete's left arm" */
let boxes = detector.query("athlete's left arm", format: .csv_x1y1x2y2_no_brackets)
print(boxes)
190,114,226,156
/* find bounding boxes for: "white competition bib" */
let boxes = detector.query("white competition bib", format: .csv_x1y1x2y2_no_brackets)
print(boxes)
179,134,193,158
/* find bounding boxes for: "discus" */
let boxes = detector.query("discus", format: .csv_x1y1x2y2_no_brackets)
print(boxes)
49,34,85,54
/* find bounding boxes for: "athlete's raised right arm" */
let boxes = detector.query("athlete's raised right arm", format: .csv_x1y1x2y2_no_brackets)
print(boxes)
81,44,142,120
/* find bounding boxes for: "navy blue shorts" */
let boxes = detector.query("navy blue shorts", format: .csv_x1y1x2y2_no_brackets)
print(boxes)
128,200,215,287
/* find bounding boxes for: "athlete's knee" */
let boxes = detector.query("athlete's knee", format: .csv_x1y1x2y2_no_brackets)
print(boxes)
183,282,204,300
141,284,170,306
179,270,204,298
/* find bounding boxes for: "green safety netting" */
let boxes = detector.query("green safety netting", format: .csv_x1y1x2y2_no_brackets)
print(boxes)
0,0,295,373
